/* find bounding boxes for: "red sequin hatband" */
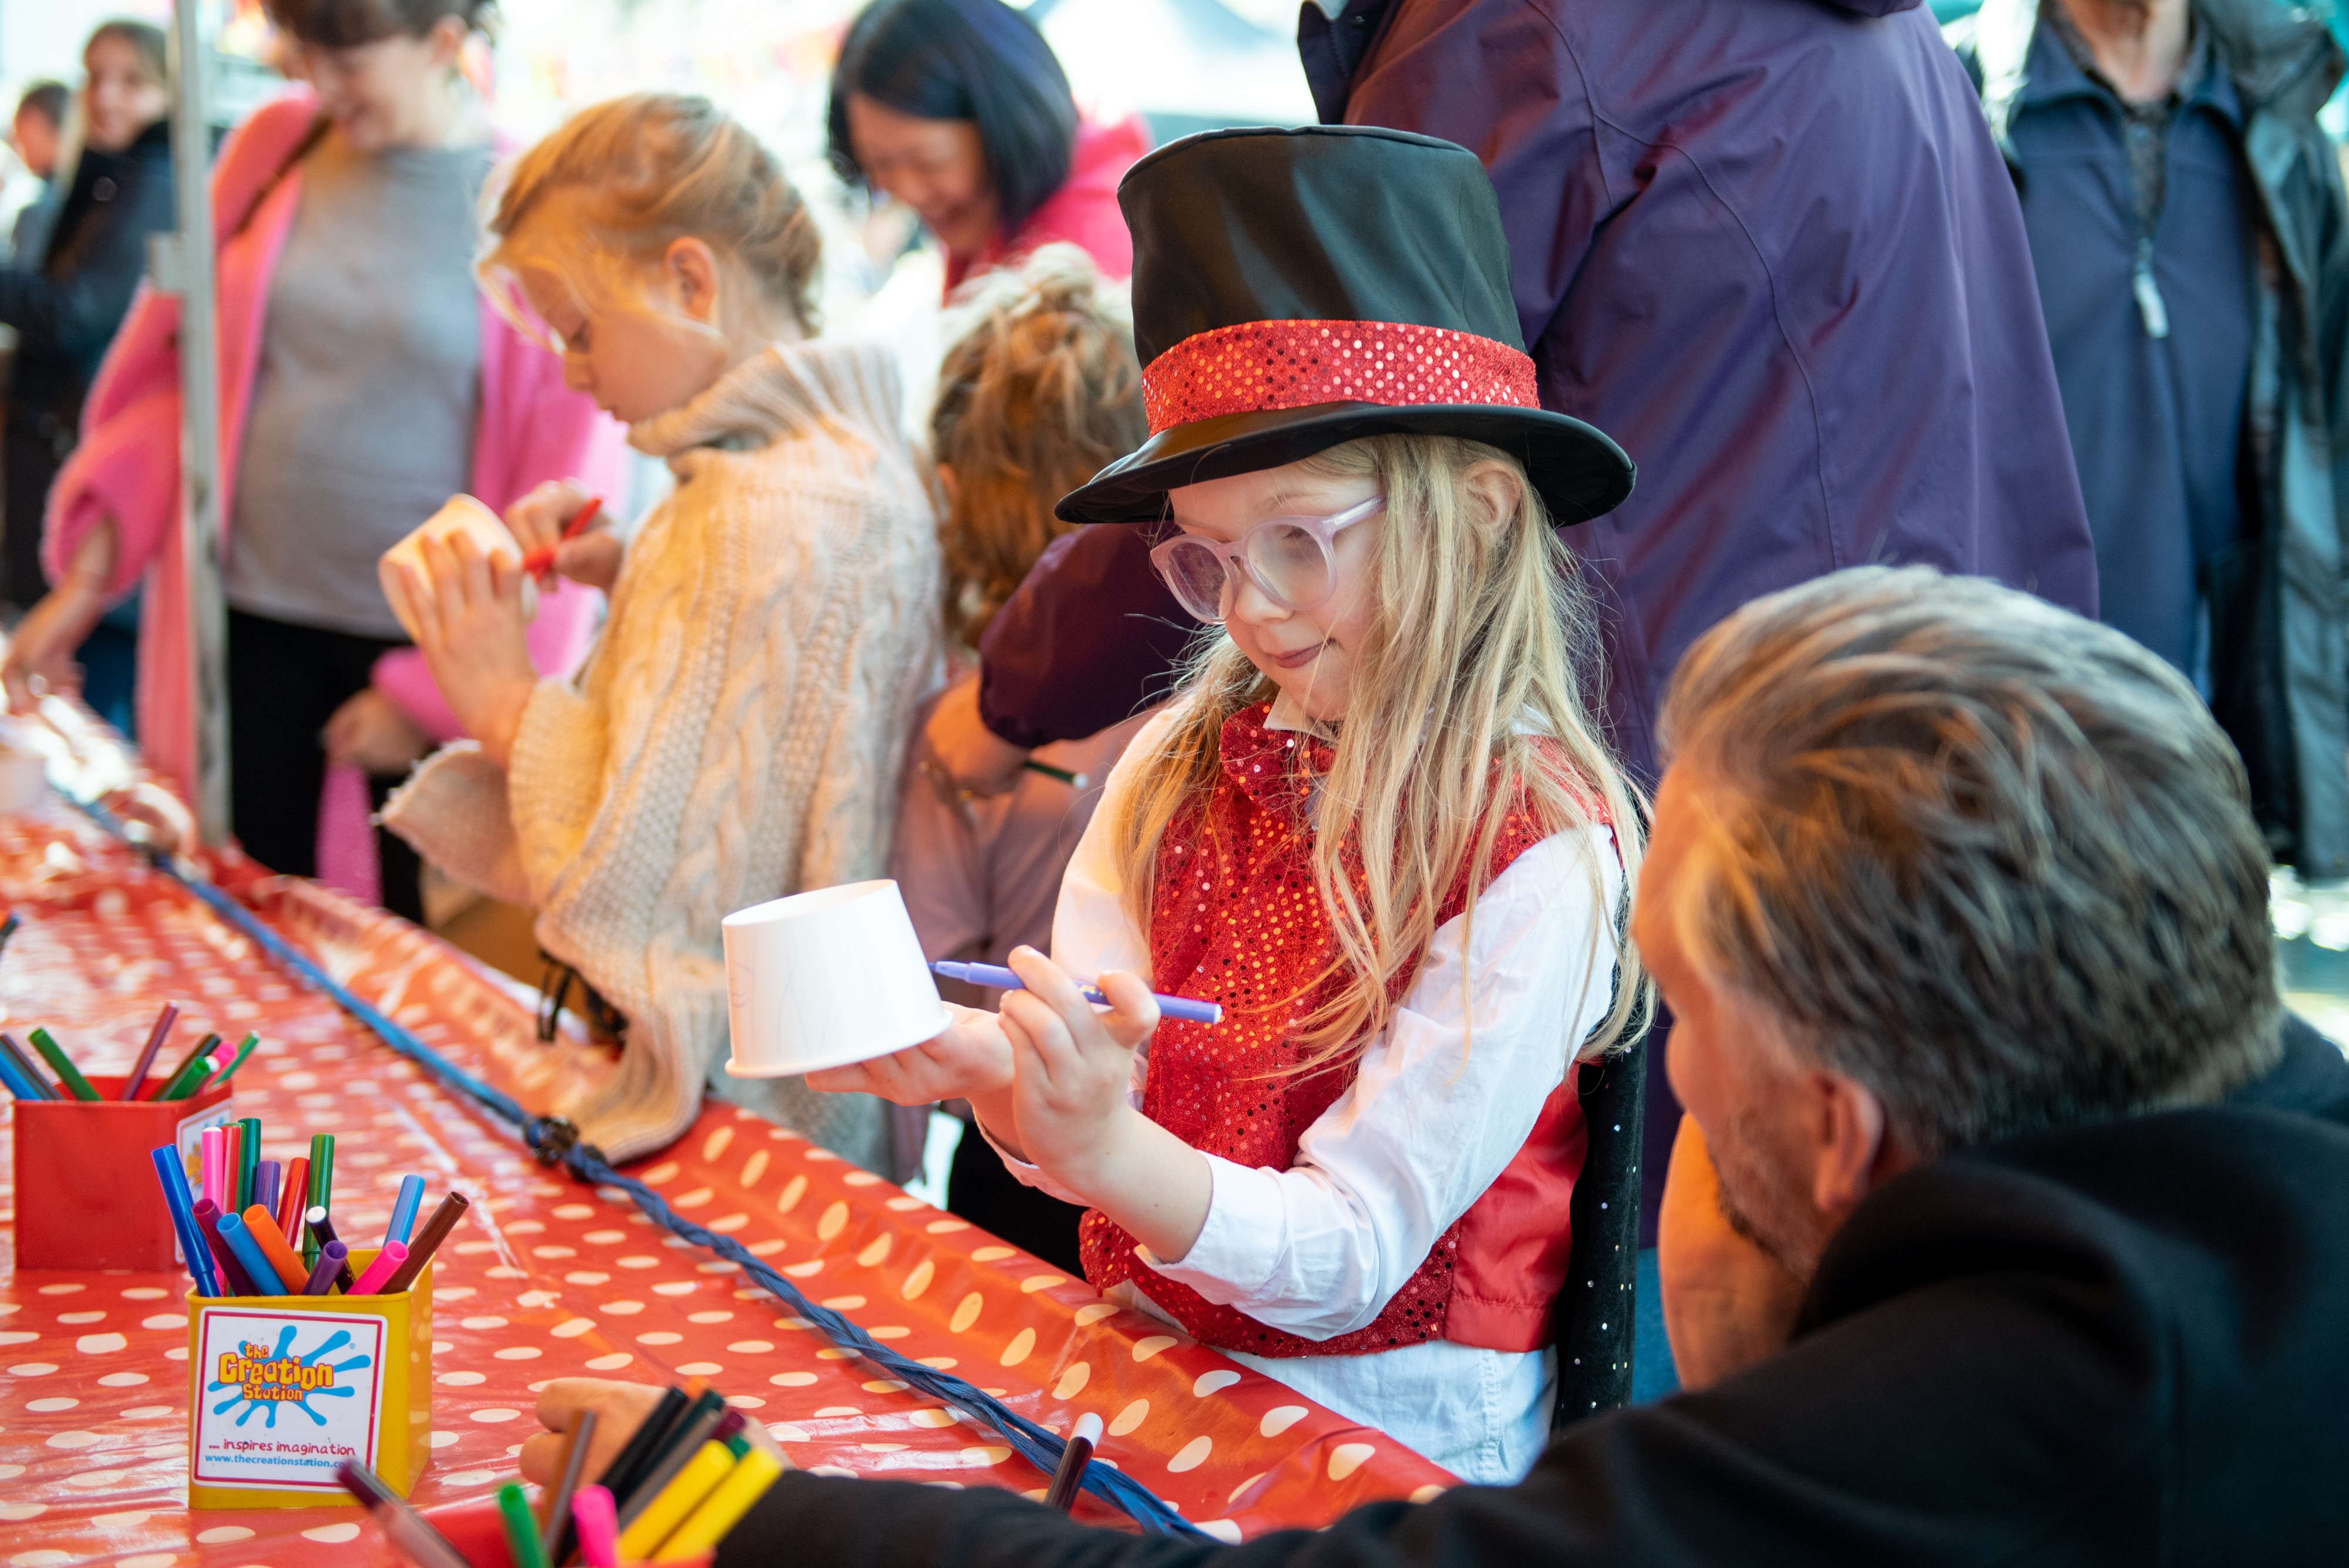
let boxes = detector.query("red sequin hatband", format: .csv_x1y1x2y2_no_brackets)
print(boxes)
1140,319,1539,435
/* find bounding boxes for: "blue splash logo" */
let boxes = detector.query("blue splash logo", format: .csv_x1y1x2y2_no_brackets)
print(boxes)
210,1324,372,1428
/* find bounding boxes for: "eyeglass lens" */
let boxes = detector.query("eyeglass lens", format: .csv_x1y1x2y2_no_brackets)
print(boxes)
1158,523,1335,623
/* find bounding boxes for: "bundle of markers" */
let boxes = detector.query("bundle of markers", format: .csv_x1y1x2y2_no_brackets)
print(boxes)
0,999,256,1102
149,1120,471,1300
339,1383,786,1568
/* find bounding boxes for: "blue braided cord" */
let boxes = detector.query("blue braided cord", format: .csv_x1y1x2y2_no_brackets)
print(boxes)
105,826,1205,1537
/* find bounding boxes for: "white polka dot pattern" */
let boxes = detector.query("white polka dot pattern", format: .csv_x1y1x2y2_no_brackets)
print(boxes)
0,809,1452,1559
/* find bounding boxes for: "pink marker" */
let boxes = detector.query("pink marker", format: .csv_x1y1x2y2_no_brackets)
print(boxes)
571,1483,619,1568
200,1128,225,1212
346,1241,408,1296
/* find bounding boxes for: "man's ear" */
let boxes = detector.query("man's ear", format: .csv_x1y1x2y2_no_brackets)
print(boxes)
662,237,724,328
1808,1070,1889,1222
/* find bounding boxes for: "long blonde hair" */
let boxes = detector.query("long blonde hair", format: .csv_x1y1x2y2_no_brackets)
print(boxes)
1109,434,1651,1071
931,245,1146,650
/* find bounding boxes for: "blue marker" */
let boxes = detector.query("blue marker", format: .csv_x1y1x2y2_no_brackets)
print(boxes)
0,1041,45,1102
215,1210,289,1297
150,1144,222,1298
386,1174,426,1247
929,961,1223,1025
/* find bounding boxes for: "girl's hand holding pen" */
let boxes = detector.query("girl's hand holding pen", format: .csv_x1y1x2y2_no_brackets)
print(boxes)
991,946,1213,1262
398,531,539,769
506,479,622,593
994,945,1156,1176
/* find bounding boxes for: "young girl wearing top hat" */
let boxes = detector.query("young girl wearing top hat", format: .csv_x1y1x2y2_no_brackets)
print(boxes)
821,122,1650,1482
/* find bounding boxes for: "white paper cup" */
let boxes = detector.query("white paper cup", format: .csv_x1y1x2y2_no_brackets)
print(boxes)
377,493,539,642
722,880,951,1078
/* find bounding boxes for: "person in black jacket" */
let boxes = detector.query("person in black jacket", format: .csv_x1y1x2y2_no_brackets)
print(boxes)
0,20,171,733
520,565,2349,1564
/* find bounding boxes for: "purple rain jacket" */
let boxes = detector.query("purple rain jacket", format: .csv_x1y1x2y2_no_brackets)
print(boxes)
978,0,2099,786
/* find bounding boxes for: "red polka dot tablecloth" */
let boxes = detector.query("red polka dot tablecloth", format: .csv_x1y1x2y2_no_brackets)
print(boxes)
0,805,1455,1567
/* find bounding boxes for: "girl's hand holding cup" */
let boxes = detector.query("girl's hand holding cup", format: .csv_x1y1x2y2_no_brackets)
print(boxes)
396,531,539,769
506,479,621,594
804,1003,1015,1106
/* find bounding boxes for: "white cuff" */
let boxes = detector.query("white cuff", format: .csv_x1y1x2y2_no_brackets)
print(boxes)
1140,1154,1282,1301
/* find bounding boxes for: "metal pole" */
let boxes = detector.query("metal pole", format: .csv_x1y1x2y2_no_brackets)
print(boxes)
164,0,231,846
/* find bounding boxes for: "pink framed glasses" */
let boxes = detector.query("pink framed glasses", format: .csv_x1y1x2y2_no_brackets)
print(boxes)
1147,494,1385,624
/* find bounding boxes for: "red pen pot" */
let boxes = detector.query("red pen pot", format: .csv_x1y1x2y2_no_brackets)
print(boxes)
12,1075,234,1270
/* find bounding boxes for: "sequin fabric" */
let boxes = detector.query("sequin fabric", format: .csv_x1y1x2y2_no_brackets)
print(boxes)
1078,702,1571,1358
1140,319,1540,435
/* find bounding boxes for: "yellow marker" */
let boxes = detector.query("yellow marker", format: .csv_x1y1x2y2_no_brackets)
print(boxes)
615,1442,733,1562
653,1448,786,1561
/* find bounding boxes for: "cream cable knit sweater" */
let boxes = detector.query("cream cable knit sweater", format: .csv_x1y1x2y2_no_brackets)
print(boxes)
384,338,942,1169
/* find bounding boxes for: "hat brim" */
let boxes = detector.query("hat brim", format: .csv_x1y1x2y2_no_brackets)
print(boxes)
1054,401,1635,527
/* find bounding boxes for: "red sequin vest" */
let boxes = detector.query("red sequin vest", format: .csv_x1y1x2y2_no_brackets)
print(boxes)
1077,702,1592,1358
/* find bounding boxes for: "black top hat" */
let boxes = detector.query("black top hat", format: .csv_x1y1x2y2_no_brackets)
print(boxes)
1055,125,1634,527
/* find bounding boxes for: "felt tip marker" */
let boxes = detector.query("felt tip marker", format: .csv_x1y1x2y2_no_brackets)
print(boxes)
348,1241,409,1297
0,1039,45,1102
343,1239,409,1296
192,1197,261,1296
385,1173,426,1247
378,1190,466,1295
1045,1411,1103,1513
337,1461,473,1568
150,1145,222,1298
120,1001,178,1101
277,1156,310,1244
305,1207,359,1293
929,961,1223,1025
571,1485,620,1568
523,496,604,578
26,1027,99,1101
499,1481,552,1568
657,1446,786,1560
214,1211,285,1299
303,1240,348,1296
241,1202,311,1293
615,1442,734,1561
0,1031,53,1099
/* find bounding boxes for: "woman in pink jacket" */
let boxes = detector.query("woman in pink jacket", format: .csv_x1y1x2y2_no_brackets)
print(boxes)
1,0,625,920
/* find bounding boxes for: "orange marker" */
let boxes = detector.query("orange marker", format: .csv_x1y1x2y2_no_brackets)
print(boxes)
240,1203,311,1293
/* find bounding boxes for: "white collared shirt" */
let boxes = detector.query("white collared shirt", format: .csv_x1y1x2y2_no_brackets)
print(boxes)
990,707,1624,1482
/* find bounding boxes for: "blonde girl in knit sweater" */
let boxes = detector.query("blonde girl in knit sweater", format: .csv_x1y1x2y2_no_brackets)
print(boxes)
383,93,940,1174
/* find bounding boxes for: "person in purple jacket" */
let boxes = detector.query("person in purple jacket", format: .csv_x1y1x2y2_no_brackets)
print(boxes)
930,0,2101,1374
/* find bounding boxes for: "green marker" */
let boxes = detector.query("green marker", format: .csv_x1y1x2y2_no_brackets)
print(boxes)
153,1033,223,1102
498,1481,551,1568
237,1118,261,1212
26,1028,99,1102
306,1133,335,1266
207,1034,262,1090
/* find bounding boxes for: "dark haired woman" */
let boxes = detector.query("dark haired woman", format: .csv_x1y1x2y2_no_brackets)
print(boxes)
3,0,625,920
828,0,1146,295
0,21,173,732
